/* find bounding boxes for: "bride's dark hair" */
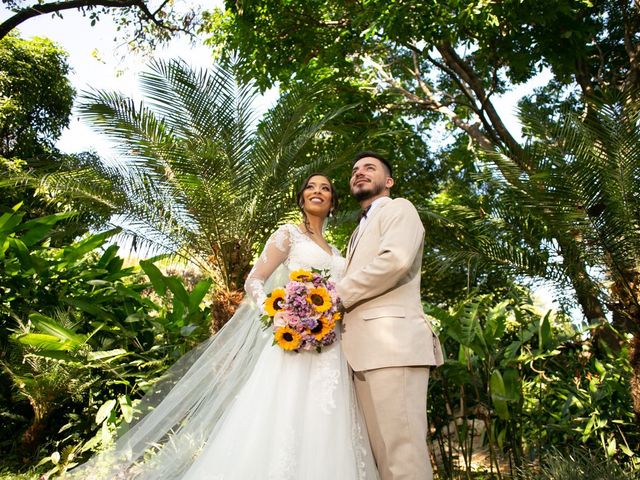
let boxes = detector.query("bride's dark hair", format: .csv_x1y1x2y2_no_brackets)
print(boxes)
296,172,339,234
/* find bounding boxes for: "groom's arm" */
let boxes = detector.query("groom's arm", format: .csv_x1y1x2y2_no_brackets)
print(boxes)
336,198,424,309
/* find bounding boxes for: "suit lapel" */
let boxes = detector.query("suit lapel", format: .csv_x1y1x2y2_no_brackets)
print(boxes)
346,225,360,259
346,197,392,267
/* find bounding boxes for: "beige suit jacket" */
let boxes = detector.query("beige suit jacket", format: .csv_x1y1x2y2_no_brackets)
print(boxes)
336,196,444,372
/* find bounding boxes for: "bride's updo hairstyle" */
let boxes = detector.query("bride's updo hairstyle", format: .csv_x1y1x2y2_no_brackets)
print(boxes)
296,173,339,234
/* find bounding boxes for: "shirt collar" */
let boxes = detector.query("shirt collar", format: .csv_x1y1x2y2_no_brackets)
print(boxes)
358,196,388,226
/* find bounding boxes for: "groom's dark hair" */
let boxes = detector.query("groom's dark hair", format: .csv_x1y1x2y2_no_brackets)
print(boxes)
353,151,393,177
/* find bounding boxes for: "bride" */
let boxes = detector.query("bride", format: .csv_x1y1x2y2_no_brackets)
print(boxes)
65,173,379,479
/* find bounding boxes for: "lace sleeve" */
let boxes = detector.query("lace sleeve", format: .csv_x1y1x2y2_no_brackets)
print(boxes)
244,225,293,311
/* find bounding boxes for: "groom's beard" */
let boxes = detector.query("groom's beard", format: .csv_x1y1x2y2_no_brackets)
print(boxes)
352,180,385,201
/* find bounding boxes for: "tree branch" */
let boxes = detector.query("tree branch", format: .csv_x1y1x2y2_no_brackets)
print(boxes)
620,0,640,92
0,0,191,41
420,49,504,149
0,0,141,40
436,42,527,166
136,0,182,33
364,54,495,150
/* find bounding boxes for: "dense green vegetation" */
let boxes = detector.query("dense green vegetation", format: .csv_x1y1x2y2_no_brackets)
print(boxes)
1,1,639,478
0,205,212,477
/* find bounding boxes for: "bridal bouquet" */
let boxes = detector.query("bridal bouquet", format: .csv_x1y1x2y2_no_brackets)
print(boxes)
262,269,342,352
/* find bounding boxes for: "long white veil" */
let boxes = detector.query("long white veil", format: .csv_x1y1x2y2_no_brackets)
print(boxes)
65,266,290,479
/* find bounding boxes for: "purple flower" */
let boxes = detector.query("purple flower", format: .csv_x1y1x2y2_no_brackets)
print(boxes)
321,331,337,346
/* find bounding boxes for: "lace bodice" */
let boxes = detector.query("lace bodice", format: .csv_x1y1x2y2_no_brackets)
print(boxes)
244,224,346,312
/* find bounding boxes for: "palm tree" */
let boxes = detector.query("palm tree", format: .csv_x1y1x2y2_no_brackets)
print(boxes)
429,91,640,418
43,58,350,327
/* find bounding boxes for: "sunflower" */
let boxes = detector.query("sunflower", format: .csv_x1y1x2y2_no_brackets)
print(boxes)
307,287,332,312
310,316,336,341
332,311,343,322
274,325,302,351
264,288,286,317
289,269,313,282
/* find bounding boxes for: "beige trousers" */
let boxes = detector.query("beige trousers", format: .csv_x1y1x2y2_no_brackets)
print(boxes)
354,366,432,480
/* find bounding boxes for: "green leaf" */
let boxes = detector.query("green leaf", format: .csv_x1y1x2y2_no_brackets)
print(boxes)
188,278,212,311
490,369,510,420
87,349,128,361
496,427,506,450
593,359,606,375
101,418,112,444
606,437,617,457
172,295,185,324
96,244,120,268
64,229,119,263
0,210,24,233
18,212,74,246
139,260,167,295
29,313,87,346
62,298,115,320
440,359,473,386
620,445,634,457
458,301,481,347
502,368,520,402
538,311,552,351
582,415,595,439
7,237,33,270
118,395,134,423
32,350,82,362
165,276,190,306
95,399,116,425
15,333,71,351
0,237,9,257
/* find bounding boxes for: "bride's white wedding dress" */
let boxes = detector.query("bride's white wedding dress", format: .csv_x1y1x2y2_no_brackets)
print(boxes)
66,224,378,479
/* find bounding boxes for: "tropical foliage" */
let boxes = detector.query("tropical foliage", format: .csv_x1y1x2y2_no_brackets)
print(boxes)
428,290,638,478
0,33,73,160
453,92,640,416
0,205,212,476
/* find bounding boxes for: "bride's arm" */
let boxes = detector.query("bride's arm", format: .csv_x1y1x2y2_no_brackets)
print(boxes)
244,225,292,312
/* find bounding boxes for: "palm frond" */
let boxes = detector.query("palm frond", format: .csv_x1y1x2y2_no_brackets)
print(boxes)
47,58,350,291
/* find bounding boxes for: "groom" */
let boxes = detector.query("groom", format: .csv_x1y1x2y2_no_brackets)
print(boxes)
336,151,444,480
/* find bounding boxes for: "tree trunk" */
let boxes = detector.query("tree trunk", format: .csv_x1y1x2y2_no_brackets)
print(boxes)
210,288,244,333
556,236,606,322
20,402,48,456
631,332,640,422
609,273,640,421
555,236,619,347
